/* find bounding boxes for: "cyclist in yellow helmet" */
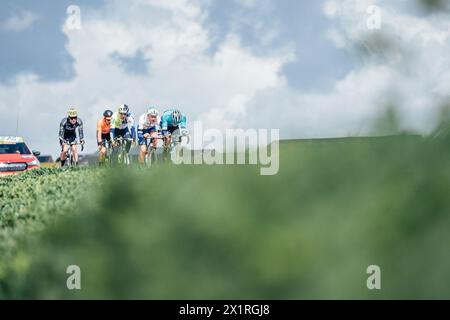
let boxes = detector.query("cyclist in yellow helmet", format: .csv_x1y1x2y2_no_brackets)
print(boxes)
59,107,85,166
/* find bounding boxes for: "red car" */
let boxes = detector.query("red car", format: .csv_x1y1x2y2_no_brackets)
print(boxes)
0,137,41,175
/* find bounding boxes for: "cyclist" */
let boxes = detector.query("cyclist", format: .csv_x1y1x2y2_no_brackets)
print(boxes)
110,104,136,154
137,108,160,164
59,107,85,167
160,109,187,148
97,109,113,165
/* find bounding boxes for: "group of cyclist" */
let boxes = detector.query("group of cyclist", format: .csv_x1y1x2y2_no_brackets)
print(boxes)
58,104,187,166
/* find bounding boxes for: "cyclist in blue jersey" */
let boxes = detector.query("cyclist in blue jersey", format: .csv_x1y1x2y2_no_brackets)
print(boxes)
160,109,187,148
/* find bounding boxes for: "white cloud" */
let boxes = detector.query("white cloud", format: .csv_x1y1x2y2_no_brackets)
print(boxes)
2,11,39,32
1,0,450,157
0,0,292,156
323,0,338,18
321,0,450,125
232,0,450,140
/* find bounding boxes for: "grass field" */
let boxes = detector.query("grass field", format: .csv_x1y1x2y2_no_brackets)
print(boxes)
1,135,450,299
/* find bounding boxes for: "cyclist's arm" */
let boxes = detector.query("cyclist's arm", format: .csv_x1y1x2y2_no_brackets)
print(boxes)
59,118,66,143
128,114,136,140
110,113,118,140
97,120,103,145
77,118,84,141
161,116,169,135
180,115,187,129
110,128,117,140
130,125,136,140
137,119,145,141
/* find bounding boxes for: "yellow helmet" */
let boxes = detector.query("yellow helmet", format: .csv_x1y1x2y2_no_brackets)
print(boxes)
67,107,78,117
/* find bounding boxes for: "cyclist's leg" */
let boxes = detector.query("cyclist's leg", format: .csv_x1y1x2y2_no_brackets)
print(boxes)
105,133,113,163
99,145,107,163
150,128,158,149
124,129,132,153
112,131,123,163
98,133,110,164
61,133,75,166
60,143,69,166
163,126,175,149
72,144,78,165
140,145,147,164
138,129,149,164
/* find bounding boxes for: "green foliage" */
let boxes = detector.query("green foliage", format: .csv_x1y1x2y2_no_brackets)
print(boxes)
0,168,102,288
1,136,450,299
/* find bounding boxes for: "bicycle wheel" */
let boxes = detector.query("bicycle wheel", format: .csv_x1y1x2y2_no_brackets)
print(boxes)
151,148,158,166
66,150,72,167
124,152,130,165
106,145,113,166
170,142,183,164
146,148,157,167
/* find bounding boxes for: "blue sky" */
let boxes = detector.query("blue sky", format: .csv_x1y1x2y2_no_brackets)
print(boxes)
0,0,105,83
0,0,449,156
0,0,354,89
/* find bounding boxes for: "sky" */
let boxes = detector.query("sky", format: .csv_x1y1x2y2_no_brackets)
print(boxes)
0,0,449,156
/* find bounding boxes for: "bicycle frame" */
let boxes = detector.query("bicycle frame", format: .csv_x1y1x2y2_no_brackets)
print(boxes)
60,137,83,167
100,139,113,166
113,136,133,165
162,126,190,163
144,134,164,167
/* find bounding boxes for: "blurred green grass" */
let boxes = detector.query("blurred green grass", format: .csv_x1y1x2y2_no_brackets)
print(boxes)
1,134,450,299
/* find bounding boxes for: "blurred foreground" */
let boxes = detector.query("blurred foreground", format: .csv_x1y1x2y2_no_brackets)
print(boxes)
1,134,450,299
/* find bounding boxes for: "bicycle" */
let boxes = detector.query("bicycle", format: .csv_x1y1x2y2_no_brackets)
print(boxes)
113,136,134,165
144,134,164,167
162,127,190,163
60,138,84,167
99,139,113,166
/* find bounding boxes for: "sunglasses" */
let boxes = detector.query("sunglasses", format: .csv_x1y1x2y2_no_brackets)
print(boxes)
105,118,112,122
69,117,77,121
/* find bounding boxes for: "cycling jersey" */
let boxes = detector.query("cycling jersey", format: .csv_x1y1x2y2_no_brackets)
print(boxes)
97,118,111,135
59,117,84,143
160,110,187,131
110,111,136,140
138,113,159,131
137,113,159,145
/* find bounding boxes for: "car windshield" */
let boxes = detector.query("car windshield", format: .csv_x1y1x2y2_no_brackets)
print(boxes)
0,143,31,155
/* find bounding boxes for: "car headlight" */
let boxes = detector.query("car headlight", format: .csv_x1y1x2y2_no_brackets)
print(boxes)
27,160,40,166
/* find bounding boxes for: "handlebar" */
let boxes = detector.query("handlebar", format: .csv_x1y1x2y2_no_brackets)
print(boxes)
146,135,165,140
60,137,84,151
114,137,134,142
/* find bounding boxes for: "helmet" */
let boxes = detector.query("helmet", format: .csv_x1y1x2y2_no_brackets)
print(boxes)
147,108,159,117
172,110,182,124
67,107,78,117
118,104,129,114
103,110,113,117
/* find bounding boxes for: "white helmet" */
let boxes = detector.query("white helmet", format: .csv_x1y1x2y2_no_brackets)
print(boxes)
147,108,159,117
118,104,129,114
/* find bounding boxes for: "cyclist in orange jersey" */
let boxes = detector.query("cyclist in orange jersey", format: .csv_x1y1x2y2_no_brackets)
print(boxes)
97,109,113,165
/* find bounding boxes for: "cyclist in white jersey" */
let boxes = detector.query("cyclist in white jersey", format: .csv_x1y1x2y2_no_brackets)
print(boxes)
137,108,160,164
